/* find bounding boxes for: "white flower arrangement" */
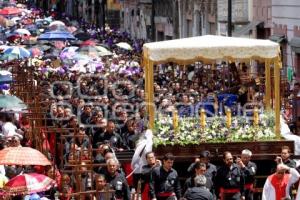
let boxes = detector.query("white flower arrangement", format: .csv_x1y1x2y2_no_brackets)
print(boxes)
154,111,277,146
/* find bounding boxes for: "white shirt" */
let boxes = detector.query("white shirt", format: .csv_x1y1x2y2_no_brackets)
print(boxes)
2,122,17,138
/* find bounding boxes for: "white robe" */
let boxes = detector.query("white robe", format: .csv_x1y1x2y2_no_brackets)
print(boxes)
262,168,300,200
131,129,153,174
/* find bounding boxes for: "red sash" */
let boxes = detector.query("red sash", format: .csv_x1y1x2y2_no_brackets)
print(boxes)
142,183,150,200
219,188,240,200
269,173,290,200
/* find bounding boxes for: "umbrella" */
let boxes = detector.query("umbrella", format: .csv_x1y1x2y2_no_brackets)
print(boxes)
76,46,100,57
116,42,133,50
0,7,21,15
0,147,51,166
2,46,30,60
0,70,11,76
37,30,76,41
95,45,113,56
49,20,65,27
75,32,91,41
0,95,27,111
10,17,21,23
14,29,31,36
3,173,56,195
0,75,12,84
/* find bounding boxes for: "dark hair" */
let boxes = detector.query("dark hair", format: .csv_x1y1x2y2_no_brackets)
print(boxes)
223,151,231,159
163,153,175,161
281,146,291,153
194,162,206,169
145,151,155,159
199,150,210,159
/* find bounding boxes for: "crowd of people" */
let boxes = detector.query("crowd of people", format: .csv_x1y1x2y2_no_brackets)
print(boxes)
0,2,298,200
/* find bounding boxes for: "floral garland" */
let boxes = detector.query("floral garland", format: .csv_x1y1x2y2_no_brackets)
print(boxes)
153,111,276,146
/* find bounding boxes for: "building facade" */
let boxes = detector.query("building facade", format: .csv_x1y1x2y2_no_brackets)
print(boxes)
121,0,217,41
178,0,217,38
271,0,300,76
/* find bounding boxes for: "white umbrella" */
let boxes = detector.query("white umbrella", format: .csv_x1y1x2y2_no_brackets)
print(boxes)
0,70,11,76
116,42,133,50
49,20,65,27
95,45,113,56
14,28,31,35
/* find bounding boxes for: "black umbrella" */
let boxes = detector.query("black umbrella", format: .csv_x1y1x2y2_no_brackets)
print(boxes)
75,32,91,41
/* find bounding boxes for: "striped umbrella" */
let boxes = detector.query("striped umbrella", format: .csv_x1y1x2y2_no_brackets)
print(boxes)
3,173,56,195
37,30,76,41
0,147,51,166
2,46,30,60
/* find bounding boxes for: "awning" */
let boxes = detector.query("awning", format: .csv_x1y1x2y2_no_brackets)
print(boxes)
269,35,287,43
233,21,263,37
290,37,300,54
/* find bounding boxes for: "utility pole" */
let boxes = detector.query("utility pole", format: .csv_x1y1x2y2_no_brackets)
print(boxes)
227,0,232,37
151,0,156,41
101,0,107,31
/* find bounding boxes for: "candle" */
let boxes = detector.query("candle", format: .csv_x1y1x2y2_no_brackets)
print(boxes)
226,108,231,128
200,108,206,128
173,110,179,133
253,107,259,126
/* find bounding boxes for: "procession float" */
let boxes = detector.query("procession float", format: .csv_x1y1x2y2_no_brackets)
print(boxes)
142,35,294,160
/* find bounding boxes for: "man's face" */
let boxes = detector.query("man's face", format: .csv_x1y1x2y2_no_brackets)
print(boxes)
200,157,209,164
106,123,115,133
107,161,117,175
281,149,290,161
241,154,251,164
163,159,174,171
224,153,233,167
96,177,106,190
146,153,156,166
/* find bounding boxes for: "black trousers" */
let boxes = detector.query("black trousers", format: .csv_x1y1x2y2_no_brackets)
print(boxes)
245,189,253,200
222,192,241,200
157,196,177,200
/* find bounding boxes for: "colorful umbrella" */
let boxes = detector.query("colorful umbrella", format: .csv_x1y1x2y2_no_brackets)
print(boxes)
2,46,30,60
116,42,133,50
37,30,76,41
3,173,56,195
0,7,21,15
0,147,51,166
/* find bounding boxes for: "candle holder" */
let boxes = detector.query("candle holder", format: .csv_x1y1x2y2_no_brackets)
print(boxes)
173,110,179,134
226,108,232,129
253,107,259,126
200,108,206,129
